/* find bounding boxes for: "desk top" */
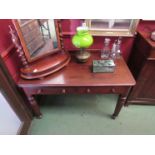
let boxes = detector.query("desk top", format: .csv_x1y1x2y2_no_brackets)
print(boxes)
18,51,136,87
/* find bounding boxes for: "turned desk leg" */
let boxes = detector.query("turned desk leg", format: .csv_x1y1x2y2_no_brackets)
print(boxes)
27,94,42,119
112,95,126,119
112,87,131,119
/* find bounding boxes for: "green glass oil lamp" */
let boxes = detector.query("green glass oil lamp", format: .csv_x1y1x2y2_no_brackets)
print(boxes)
72,23,93,62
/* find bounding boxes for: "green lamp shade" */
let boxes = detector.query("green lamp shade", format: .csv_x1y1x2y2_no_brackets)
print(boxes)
72,29,93,48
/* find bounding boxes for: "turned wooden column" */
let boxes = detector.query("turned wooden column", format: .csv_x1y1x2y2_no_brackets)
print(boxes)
27,95,42,118
9,26,43,118
57,19,65,50
9,25,29,68
112,86,132,119
23,88,42,118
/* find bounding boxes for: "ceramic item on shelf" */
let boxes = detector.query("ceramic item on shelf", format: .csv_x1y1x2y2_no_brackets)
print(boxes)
72,23,93,63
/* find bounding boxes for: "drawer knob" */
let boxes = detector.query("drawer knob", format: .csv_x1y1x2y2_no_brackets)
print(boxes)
62,89,66,94
87,88,90,93
112,88,116,93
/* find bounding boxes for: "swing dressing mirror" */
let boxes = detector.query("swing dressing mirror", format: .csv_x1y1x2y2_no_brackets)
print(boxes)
13,19,61,62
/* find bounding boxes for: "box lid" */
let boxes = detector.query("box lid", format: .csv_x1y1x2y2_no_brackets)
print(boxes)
93,59,116,67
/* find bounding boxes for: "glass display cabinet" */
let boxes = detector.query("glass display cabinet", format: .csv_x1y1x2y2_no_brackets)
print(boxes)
85,19,139,36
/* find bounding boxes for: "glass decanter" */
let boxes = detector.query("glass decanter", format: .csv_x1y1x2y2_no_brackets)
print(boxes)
110,40,117,59
101,38,111,59
110,37,122,59
115,37,122,59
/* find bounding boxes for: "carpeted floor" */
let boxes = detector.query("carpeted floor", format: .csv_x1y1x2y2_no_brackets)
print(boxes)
28,94,155,135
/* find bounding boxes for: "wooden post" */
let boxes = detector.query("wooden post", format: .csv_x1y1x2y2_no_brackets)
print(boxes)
9,25,29,68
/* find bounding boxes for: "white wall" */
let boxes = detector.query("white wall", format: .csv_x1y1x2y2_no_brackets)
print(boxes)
0,91,21,135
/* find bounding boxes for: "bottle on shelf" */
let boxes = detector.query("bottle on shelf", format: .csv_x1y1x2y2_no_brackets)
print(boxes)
101,38,111,59
110,37,122,59
110,40,117,59
115,37,122,58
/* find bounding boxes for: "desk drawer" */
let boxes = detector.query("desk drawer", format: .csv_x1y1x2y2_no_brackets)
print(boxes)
24,86,126,95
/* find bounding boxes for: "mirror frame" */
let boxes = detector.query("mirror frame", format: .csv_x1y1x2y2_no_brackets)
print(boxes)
85,19,140,37
12,19,61,63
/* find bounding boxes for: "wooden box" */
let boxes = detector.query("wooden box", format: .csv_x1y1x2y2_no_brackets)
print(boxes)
93,59,116,73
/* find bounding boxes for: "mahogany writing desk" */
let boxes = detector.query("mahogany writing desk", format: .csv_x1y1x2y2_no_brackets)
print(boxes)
17,51,136,119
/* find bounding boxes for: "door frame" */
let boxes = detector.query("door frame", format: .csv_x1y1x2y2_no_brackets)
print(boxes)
0,56,32,135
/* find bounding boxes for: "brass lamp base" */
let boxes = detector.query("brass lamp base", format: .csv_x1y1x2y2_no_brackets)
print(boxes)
75,49,91,63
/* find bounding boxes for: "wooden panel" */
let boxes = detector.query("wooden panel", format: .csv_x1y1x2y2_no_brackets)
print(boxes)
134,33,151,57
0,44,21,81
127,30,155,105
0,19,14,52
0,43,14,59
24,86,126,95
128,45,146,79
129,60,155,100
0,20,22,82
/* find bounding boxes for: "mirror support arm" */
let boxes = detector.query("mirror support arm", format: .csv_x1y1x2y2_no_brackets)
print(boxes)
9,25,29,68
